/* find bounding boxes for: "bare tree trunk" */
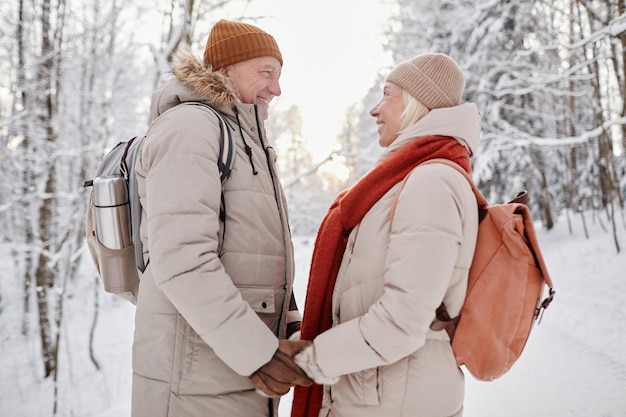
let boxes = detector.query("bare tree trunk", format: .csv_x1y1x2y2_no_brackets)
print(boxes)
89,276,101,371
602,0,625,210
36,177,56,379
530,145,554,230
580,210,589,239
613,0,626,163
538,166,554,230
564,0,581,220
14,0,37,339
35,0,58,378
580,0,623,252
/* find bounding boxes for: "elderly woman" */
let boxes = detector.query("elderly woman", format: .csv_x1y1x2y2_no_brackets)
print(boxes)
292,53,481,417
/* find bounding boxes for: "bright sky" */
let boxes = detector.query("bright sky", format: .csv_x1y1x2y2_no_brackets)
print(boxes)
243,0,394,160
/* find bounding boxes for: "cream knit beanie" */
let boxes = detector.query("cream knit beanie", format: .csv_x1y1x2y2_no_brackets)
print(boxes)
386,53,465,109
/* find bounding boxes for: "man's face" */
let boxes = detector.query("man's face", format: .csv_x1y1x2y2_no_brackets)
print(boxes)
223,56,282,120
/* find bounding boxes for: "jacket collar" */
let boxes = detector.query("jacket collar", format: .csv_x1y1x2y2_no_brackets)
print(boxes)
384,103,481,159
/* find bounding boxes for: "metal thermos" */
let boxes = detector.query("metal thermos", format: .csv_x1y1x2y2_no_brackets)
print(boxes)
92,176,132,249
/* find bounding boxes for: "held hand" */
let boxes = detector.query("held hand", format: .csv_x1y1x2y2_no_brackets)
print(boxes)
249,339,313,397
293,344,340,386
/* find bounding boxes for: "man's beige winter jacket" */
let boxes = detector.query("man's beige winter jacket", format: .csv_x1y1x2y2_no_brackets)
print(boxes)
131,52,296,417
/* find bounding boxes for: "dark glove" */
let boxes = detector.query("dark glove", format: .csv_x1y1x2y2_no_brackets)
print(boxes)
249,339,313,397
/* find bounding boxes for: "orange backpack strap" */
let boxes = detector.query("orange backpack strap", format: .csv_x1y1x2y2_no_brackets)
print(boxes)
390,158,488,223
421,158,531,217
390,158,483,225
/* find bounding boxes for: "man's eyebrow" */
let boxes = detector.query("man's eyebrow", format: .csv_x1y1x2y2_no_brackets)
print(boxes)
258,64,281,78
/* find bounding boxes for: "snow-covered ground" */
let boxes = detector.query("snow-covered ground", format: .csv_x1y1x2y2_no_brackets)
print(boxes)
1,211,625,416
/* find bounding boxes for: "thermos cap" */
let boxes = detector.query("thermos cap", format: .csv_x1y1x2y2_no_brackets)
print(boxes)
93,176,129,207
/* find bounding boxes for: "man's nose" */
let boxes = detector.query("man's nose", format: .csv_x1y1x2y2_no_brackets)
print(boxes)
269,79,281,97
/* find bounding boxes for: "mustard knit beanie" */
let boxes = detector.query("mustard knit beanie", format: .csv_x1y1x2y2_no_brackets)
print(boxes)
204,19,283,69
386,53,465,109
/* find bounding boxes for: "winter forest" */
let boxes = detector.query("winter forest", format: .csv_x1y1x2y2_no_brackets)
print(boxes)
1,0,626,415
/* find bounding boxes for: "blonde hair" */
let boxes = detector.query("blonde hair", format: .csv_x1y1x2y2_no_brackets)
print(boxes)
400,90,430,131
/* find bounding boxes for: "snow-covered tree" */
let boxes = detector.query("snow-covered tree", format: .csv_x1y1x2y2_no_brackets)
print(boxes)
359,0,625,247
0,0,257,413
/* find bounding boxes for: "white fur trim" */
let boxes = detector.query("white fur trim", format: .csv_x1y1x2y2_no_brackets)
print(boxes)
293,345,340,385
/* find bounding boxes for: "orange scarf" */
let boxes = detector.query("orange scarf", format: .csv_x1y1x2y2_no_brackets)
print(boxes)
291,135,471,417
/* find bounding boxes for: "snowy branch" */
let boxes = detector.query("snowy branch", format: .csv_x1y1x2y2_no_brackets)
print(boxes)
483,116,626,148
283,152,337,189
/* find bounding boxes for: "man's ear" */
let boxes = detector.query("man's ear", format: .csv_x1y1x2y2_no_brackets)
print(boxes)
218,66,229,77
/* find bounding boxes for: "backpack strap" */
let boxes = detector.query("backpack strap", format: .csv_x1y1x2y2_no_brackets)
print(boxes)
131,103,236,272
122,137,147,272
188,103,236,255
389,158,488,225
421,159,490,219
419,159,530,216
184,102,236,185
199,104,235,184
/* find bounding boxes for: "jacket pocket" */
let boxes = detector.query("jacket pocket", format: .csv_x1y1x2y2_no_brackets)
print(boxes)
360,368,380,406
173,315,253,395
332,367,380,406
238,286,276,314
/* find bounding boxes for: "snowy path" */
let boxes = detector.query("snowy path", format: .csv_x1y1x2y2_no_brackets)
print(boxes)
279,318,626,417
464,320,626,416
281,228,626,417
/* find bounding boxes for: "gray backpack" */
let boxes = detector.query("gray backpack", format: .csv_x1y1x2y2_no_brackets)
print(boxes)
84,103,235,303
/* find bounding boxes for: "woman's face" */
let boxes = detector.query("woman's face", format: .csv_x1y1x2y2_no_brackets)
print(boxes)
370,81,405,147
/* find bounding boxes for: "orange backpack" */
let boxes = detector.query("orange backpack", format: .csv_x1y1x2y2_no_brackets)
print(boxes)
392,158,555,381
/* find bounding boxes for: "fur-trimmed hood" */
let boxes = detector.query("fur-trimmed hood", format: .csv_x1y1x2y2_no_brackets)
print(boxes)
150,50,238,119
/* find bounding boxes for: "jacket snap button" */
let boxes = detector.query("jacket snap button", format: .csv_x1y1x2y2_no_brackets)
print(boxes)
262,301,267,309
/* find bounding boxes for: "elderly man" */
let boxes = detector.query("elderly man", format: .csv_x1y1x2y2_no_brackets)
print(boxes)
131,19,311,417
